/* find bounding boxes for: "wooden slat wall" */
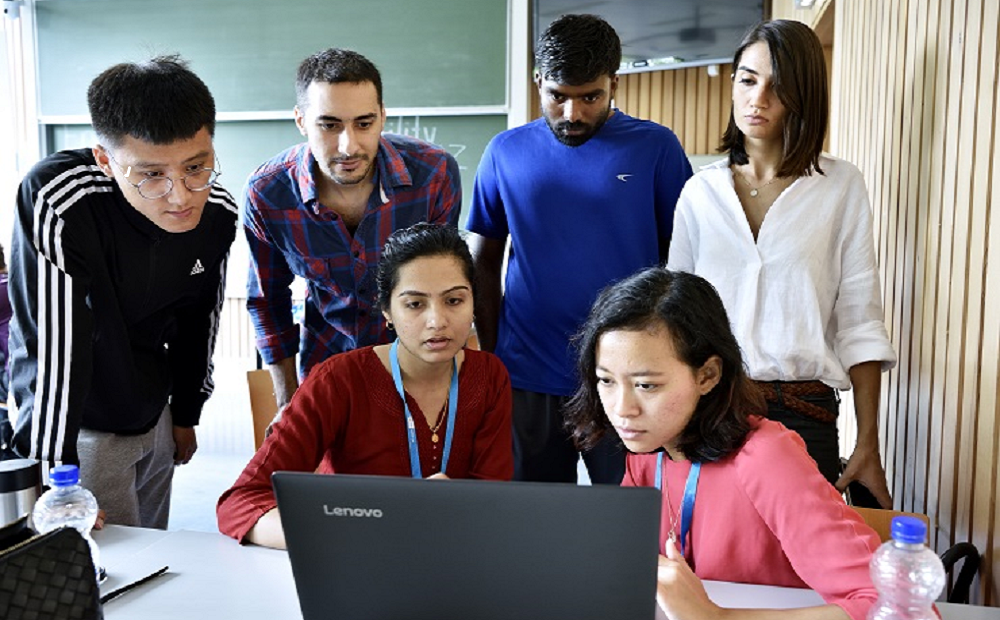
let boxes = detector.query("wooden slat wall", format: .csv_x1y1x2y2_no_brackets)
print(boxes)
615,65,733,155
771,0,1000,605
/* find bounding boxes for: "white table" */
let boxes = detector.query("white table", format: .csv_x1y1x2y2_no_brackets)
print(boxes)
96,526,296,619
95,525,996,619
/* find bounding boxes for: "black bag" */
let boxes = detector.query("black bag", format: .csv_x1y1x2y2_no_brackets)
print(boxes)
0,517,103,620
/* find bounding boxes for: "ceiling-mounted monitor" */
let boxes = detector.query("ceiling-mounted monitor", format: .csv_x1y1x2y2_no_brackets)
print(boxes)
534,0,766,73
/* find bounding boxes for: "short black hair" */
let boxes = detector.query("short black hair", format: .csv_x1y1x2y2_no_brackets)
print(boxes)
296,48,383,109
720,20,829,177
564,268,763,463
377,224,474,311
535,14,621,85
87,55,215,147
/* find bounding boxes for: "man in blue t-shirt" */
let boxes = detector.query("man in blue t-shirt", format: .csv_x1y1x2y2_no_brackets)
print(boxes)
466,14,692,484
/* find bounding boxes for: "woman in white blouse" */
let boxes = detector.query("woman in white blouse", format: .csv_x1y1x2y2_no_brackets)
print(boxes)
667,19,897,508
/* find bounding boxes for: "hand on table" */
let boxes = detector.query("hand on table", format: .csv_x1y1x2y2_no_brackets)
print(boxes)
655,539,720,620
94,508,106,530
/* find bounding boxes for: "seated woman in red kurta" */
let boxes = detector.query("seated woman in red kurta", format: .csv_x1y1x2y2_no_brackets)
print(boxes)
564,268,881,620
218,224,513,548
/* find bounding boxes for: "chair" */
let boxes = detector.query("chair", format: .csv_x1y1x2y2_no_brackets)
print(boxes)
852,507,980,604
852,506,929,541
246,369,278,450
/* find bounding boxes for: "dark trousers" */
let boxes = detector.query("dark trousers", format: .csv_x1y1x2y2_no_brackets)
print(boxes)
764,391,882,508
511,388,625,484
763,390,843,485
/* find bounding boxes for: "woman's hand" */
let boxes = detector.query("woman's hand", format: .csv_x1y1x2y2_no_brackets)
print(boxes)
840,361,893,509
426,473,450,480
245,508,287,550
835,444,892,509
655,539,720,620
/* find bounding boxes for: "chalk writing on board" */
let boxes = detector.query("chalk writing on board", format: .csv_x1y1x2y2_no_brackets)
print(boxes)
386,116,469,170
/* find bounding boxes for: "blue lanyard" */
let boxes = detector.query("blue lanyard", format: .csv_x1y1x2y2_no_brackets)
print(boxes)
389,340,459,478
654,452,701,557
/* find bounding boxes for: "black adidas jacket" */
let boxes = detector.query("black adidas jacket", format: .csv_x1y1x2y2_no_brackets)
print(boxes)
8,148,238,467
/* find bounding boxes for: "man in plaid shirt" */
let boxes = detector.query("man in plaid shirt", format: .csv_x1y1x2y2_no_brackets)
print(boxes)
244,48,461,411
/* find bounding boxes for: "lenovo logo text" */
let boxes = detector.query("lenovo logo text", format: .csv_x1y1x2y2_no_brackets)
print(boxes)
323,505,384,518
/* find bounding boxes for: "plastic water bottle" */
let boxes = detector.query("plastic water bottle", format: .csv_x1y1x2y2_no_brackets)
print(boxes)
867,516,945,619
31,464,102,579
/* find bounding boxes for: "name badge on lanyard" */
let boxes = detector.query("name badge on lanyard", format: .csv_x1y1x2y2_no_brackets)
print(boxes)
389,340,459,479
654,452,701,557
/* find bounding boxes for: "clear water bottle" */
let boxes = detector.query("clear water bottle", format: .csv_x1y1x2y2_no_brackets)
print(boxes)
31,464,102,579
867,516,945,620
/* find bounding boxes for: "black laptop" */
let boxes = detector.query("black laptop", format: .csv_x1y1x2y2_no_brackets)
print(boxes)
273,473,661,620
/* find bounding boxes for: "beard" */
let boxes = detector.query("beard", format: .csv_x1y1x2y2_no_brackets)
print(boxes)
543,103,612,147
324,155,374,185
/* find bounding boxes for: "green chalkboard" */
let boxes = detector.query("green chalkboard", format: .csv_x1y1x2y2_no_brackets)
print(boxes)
49,114,507,223
36,0,508,116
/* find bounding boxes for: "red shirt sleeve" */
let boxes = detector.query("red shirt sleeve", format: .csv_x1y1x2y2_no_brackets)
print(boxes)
465,351,513,480
731,420,880,620
216,354,349,542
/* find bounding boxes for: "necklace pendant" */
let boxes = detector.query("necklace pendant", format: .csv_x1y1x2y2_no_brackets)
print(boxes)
431,433,439,443
749,188,759,197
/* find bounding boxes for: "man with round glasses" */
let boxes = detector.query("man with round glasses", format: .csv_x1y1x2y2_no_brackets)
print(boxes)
5,55,238,529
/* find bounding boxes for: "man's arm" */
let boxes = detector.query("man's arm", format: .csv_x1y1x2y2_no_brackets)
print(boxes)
243,183,300,397
9,160,98,467
654,128,694,263
268,356,299,411
468,233,506,353
428,152,462,227
168,194,237,464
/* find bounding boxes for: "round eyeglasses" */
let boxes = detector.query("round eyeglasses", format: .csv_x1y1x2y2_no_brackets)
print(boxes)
104,150,221,200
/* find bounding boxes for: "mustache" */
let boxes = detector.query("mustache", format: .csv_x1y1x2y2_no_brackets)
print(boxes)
329,155,369,164
555,121,589,133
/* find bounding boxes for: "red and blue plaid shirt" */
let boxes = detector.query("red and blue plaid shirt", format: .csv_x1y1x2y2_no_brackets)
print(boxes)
244,135,461,377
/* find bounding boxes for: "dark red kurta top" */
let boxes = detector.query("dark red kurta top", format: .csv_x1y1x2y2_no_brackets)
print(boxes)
217,346,513,541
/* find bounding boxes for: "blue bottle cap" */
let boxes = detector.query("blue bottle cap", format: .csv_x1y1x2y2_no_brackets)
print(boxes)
49,464,80,487
890,516,927,544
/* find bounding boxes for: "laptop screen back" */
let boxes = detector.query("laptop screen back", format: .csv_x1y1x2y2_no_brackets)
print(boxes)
273,473,661,620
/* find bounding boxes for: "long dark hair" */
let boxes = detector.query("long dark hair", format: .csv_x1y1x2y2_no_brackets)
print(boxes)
719,19,828,177
564,268,763,463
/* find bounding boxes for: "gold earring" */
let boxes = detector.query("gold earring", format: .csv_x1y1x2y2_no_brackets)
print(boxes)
386,321,394,330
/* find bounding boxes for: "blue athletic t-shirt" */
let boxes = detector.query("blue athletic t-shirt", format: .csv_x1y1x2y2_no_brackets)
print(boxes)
466,111,692,396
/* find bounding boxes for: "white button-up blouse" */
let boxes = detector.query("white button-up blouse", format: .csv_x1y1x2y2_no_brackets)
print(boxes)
667,155,897,390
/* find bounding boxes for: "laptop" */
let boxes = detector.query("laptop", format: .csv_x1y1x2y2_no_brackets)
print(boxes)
273,472,661,620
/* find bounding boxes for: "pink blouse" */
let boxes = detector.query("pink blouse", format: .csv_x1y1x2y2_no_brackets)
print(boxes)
623,417,880,620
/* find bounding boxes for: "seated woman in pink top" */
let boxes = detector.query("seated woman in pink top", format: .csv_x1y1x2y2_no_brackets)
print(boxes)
564,267,880,620
218,224,514,548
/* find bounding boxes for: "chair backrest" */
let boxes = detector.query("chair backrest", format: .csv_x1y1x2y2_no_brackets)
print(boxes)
246,369,278,451
852,506,981,604
852,506,931,543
